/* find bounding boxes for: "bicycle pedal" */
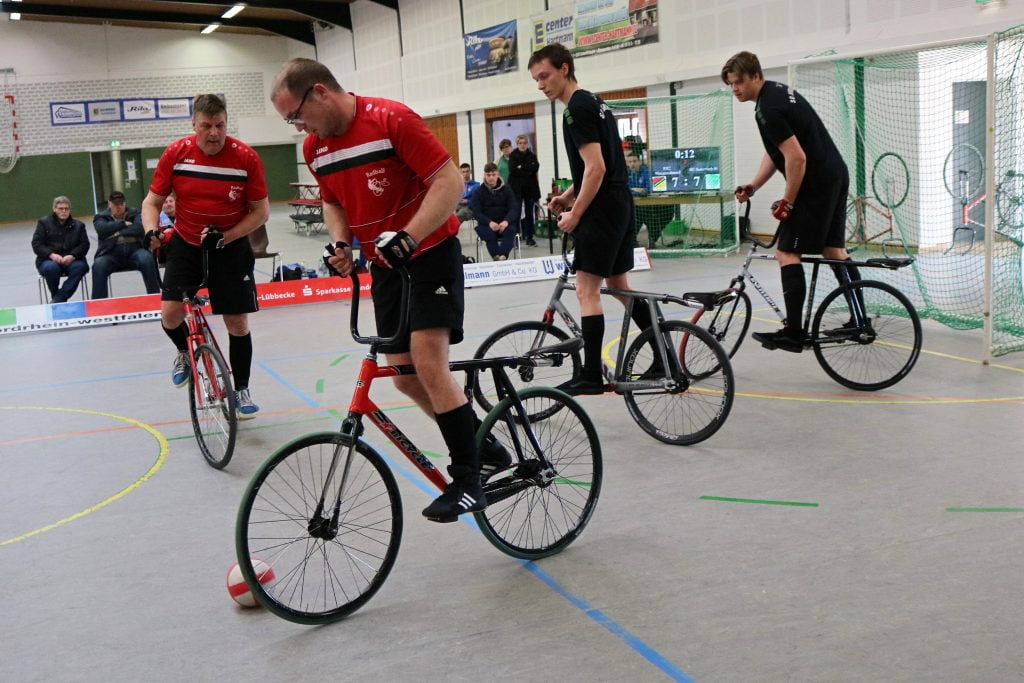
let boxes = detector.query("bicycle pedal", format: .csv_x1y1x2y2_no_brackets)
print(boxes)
425,514,459,524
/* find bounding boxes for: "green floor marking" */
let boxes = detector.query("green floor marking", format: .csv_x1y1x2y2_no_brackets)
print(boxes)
701,495,819,508
315,379,325,394
329,354,349,367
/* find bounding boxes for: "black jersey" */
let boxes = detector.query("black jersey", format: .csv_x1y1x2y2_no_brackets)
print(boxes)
562,89,629,193
755,81,846,188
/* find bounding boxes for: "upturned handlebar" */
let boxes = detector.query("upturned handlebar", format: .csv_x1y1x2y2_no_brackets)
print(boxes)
348,267,410,347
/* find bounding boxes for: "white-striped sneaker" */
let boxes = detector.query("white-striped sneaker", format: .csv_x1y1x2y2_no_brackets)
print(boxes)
422,476,486,522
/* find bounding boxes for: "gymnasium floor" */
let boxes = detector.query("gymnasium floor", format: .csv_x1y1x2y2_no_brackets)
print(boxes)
3,206,1023,682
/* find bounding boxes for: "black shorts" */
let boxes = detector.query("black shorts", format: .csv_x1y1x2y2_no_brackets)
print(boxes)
161,232,258,315
370,236,465,354
777,170,849,254
572,184,635,277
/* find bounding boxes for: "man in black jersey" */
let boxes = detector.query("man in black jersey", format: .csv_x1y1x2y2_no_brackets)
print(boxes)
723,51,861,353
528,43,656,395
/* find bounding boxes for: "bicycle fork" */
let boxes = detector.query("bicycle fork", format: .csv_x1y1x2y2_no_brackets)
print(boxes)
308,415,364,541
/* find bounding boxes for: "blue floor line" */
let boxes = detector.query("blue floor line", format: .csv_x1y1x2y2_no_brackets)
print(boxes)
263,359,696,683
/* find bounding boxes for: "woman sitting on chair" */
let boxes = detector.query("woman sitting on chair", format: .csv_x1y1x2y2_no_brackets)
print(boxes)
469,162,519,261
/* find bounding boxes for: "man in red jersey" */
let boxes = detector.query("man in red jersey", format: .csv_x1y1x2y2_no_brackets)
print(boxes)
141,94,270,418
270,58,510,522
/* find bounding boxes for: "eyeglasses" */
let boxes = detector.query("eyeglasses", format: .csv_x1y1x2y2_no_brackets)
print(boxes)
284,86,314,125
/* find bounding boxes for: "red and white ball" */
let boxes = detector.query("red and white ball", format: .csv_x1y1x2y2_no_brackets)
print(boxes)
226,558,275,607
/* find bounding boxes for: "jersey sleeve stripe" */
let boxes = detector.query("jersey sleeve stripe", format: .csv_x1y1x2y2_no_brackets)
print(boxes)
311,139,395,175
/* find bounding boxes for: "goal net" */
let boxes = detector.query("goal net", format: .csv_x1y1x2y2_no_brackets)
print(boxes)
607,91,737,257
0,68,17,175
791,27,1024,358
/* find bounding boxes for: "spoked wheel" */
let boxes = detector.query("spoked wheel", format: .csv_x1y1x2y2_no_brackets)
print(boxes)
943,143,984,202
235,432,403,624
189,343,237,469
692,289,751,359
474,387,602,560
621,321,734,446
471,321,580,414
996,170,1024,234
871,152,910,210
812,280,922,391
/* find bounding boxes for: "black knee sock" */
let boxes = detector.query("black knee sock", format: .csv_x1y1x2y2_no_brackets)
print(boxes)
580,314,605,379
162,322,188,352
436,402,478,479
229,332,253,390
830,259,865,320
780,264,806,331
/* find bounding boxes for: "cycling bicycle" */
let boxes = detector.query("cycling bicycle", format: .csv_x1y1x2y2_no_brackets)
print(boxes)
845,152,909,256
151,228,237,469
943,143,985,254
691,201,923,391
471,236,735,446
235,270,602,624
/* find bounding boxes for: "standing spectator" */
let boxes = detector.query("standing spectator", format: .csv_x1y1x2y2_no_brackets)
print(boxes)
470,162,519,260
508,134,541,246
271,57,511,522
92,191,161,299
494,138,512,183
455,163,480,223
626,151,673,247
141,94,270,419
530,43,655,395
32,196,90,303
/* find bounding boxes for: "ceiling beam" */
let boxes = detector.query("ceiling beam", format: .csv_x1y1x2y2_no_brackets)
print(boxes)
0,2,316,44
368,0,398,10
144,0,351,30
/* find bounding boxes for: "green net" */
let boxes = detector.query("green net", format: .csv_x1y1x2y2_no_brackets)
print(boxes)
791,29,1024,357
606,92,736,257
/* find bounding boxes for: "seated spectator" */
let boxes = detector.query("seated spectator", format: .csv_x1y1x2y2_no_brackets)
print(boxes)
470,162,519,260
156,193,176,264
626,151,674,247
455,163,480,223
32,195,90,303
92,190,161,299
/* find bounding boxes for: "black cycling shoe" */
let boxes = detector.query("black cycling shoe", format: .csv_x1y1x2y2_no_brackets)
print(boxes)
480,435,513,481
822,319,859,337
423,475,487,523
556,375,606,395
751,328,806,353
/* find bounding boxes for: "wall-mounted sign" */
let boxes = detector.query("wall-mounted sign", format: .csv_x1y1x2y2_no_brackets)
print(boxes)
157,98,191,119
122,99,157,120
50,102,87,126
464,20,518,80
88,101,121,123
50,96,192,126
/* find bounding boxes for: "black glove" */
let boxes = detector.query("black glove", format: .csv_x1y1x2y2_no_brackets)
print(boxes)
201,228,225,250
143,229,161,251
322,241,351,276
374,230,418,268
734,184,755,200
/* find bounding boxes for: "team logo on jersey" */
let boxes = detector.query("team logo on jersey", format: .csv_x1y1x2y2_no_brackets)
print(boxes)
228,185,244,201
316,146,328,154
183,158,195,164
367,176,390,196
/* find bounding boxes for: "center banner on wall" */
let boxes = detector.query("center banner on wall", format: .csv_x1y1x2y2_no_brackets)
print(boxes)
532,0,659,57
464,20,518,80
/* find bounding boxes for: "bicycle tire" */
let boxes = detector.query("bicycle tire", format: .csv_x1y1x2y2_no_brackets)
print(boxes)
811,280,922,391
942,143,984,201
473,387,602,560
188,343,237,469
621,320,734,446
996,170,1024,232
692,289,751,360
871,152,910,209
471,321,580,414
235,432,403,624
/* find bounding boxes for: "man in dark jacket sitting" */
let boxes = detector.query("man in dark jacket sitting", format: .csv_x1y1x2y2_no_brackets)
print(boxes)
92,190,160,299
32,195,91,303
470,162,519,260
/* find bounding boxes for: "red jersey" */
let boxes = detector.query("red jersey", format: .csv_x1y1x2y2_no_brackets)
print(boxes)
303,95,459,262
150,135,268,246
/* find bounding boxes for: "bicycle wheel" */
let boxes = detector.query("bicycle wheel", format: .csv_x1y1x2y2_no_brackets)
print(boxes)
812,280,922,391
235,432,403,624
471,321,580,414
692,289,751,359
996,170,1024,232
189,343,237,469
473,387,602,560
871,152,910,209
621,321,734,446
942,143,984,201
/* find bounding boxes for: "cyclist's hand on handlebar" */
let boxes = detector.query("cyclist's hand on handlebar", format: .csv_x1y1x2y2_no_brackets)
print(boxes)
374,230,418,269
143,229,163,251
734,184,755,202
770,199,794,222
201,227,225,250
548,194,570,214
322,240,353,277
556,210,580,233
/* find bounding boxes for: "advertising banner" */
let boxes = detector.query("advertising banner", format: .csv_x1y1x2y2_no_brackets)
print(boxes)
531,0,658,57
464,20,518,80
50,102,87,126
531,7,576,52
87,101,121,123
157,98,192,119
122,99,157,120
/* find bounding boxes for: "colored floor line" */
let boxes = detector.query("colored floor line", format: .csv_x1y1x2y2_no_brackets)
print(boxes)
946,507,1024,513
260,360,694,683
701,495,819,507
0,406,169,546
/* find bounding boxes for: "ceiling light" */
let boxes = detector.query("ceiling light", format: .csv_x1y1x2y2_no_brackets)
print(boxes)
201,23,221,34
221,4,245,19
10,12,20,20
